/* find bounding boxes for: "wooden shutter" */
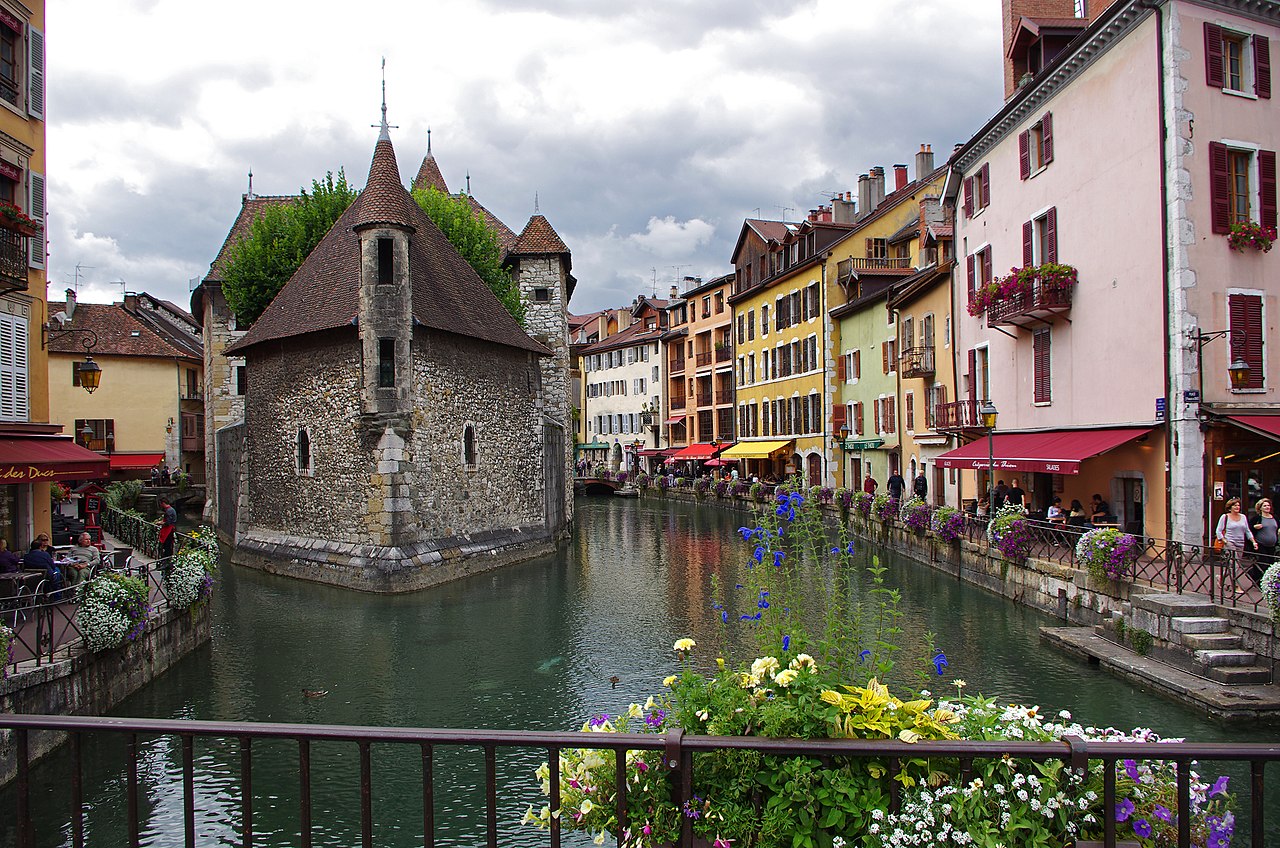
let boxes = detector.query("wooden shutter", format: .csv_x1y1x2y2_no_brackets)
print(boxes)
906,392,914,430
26,26,44,120
1046,207,1058,263
1229,293,1265,389
1041,112,1054,164
837,353,846,382
1254,34,1270,98
1209,142,1231,234
853,350,861,379
887,398,896,433
1260,150,1277,230
1022,220,1034,266
1205,23,1224,88
982,248,992,288
966,254,976,304
963,177,973,218
882,341,890,374
980,163,991,207
855,402,864,435
27,171,44,269
1019,131,1031,180
874,398,881,433
1033,329,1051,403
0,312,29,421
833,402,847,435
967,349,977,402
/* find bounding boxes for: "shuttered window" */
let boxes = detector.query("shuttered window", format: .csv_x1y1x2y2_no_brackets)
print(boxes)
905,392,914,431
1033,329,1052,404
1019,112,1054,180
1210,143,1278,233
854,401,864,435
886,398,896,433
27,170,43,269
836,353,846,382
26,25,43,120
832,402,847,436
967,349,978,402
1229,293,1265,389
0,310,27,421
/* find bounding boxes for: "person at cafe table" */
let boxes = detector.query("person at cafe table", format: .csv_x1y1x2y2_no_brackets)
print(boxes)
0,538,20,574
66,531,103,586
24,536,63,592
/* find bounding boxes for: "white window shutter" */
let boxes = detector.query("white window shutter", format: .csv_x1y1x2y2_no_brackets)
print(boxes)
0,312,29,421
26,26,44,120
28,171,45,269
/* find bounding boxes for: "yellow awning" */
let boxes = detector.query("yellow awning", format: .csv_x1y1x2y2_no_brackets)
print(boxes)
720,440,794,460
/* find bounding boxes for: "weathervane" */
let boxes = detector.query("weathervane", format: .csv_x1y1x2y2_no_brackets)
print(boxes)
372,57,398,139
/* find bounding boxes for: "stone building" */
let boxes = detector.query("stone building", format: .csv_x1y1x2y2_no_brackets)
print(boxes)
201,119,572,591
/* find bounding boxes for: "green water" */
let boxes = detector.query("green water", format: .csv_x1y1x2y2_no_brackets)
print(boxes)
3,497,1277,846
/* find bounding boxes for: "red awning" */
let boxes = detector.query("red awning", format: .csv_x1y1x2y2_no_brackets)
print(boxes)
936,427,1151,475
109,452,166,470
664,415,685,426
672,442,719,460
637,449,663,457
704,458,739,467
0,437,110,483
1226,415,1280,441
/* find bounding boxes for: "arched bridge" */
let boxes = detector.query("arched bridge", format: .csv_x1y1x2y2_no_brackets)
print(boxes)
574,477,622,496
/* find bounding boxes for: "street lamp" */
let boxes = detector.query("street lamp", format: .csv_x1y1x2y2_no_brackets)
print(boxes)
79,423,95,449
838,424,851,489
980,400,998,518
1191,328,1252,392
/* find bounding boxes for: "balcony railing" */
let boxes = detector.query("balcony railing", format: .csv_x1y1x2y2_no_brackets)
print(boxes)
899,345,935,379
670,395,686,410
694,352,713,368
181,436,203,452
669,358,686,374
0,227,28,296
1,713,1274,848
715,346,732,363
934,399,982,431
987,283,1073,328
695,392,714,407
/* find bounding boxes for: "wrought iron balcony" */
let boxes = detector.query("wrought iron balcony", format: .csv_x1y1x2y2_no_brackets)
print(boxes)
694,352,713,368
987,283,1073,328
695,392,714,407
899,345,935,379
670,395,686,410
669,358,686,374
0,227,28,296
715,346,732,363
934,399,983,432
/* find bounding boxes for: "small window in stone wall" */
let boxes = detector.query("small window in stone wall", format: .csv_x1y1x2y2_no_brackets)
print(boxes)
377,238,394,284
236,366,247,396
378,338,395,388
297,427,312,475
463,424,477,468
534,288,550,302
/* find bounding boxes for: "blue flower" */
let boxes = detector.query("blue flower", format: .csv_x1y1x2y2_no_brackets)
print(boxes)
758,599,770,609
859,649,871,663
737,526,753,540
1132,818,1152,838
753,547,765,564
721,611,728,623
831,547,840,555
739,612,763,621
782,635,791,651
734,583,743,589
773,551,785,567
846,541,856,555
932,651,948,675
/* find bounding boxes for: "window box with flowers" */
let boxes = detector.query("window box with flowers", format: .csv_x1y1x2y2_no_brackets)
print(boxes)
0,201,40,237
968,263,1078,324
1226,221,1276,253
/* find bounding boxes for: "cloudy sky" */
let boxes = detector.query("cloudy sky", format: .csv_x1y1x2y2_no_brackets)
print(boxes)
46,0,1005,315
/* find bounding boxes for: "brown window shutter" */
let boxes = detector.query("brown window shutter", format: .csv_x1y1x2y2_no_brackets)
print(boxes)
966,254,976,303
1033,329,1051,403
882,341,889,374
853,402,862,435
963,177,973,218
1209,141,1231,234
906,392,914,430
1046,207,1058,263
982,248,992,287
1019,130,1031,180
837,354,846,382
967,348,977,402
874,398,881,432
888,399,896,433
1041,112,1054,164
980,163,991,207
1257,35,1272,98
888,339,897,371
1229,293,1265,388
1260,150,1277,230
1022,220,1034,266
1205,23,1224,88
833,403,847,434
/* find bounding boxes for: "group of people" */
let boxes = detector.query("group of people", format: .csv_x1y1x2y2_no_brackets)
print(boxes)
150,463,173,486
1045,494,1115,526
1214,496,1276,583
0,531,104,594
862,470,929,501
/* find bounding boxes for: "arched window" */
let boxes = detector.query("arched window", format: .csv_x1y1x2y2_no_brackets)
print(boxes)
463,424,477,467
297,428,311,474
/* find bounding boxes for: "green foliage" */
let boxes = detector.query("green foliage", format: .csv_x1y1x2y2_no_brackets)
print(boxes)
411,187,525,324
222,171,358,324
104,480,143,511
1130,628,1154,656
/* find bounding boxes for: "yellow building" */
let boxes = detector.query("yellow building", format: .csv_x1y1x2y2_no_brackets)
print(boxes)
0,1,95,549
48,293,205,482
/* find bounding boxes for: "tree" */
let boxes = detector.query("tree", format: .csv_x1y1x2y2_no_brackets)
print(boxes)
412,187,525,324
222,171,357,324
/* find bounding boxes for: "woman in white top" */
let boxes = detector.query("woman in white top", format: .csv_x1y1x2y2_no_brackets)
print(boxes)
1215,497,1255,551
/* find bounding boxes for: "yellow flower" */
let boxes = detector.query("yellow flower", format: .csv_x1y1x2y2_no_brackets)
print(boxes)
953,679,967,690
750,656,780,678
627,703,643,719
594,832,606,845
789,653,817,672
663,675,678,687
673,638,696,652
643,695,656,711
716,657,725,669
773,668,799,687
737,673,755,689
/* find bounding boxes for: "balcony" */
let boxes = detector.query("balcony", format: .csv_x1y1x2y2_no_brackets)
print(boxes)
714,346,732,363
695,392,714,407
0,228,28,296
934,399,983,432
694,352,713,368
836,256,913,285
985,275,1075,329
181,436,204,453
899,345,935,379
670,395,686,411
669,358,686,374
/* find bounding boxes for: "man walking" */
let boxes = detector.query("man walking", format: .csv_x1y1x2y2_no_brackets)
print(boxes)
913,470,928,501
887,468,905,501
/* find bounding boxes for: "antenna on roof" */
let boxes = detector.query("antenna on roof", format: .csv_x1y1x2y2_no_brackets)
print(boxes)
651,268,658,298
427,126,432,155
71,263,93,292
775,205,794,221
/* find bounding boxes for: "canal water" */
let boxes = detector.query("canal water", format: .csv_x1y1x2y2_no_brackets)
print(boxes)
4,497,1277,847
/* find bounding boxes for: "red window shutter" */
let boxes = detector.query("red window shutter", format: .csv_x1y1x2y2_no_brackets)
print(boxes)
1229,293,1265,388
853,350,861,379
882,341,889,374
1033,330,1051,403
1041,111,1054,164
1255,34,1270,98
963,177,973,218
837,354,846,382
906,392,914,430
888,339,896,371
1022,220,1034,266
833,403,847,434
1046,207,1058,263
966,254,976,303
1209,141,1231,234
1019,130,1031,180
982,248,993,288
1205,22,1224,88
967,349,977,402
874,398,882,432
865,237,874,255
1260,150,1277,230
855,402,864,435
980,163,991,207
888,399,896,433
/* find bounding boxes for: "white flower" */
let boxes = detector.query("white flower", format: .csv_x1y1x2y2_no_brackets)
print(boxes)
773,668,799,687
750,656,780,678
789,653,817,671
673,637,696,652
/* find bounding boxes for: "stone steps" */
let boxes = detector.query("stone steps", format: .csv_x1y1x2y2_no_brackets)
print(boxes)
1181,632,1242,651
1099,601,1273,686
1193,648,1258,667
1170,616,1231,635
1205,665,1273,685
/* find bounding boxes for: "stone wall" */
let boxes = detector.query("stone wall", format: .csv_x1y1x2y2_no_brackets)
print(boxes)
0,603,211,788
201,282,247,524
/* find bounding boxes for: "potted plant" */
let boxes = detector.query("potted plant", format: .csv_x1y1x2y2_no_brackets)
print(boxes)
1227,220,1276,253
162,525,219,610
899,496,931,535
930,505,966,543
1075,527,1141,582
0,200,40,236
78,572,150,653
987,502,1033,561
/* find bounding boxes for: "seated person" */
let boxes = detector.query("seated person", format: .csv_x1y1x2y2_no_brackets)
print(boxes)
1068,499,1090,526
1046,496,1066,523
1090,494,1113,524
0,538,20,573
24,537,63,592
65,531,103,587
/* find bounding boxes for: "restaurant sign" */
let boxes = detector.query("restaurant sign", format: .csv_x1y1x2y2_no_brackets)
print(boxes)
936,456,1081,475
0,463,105,483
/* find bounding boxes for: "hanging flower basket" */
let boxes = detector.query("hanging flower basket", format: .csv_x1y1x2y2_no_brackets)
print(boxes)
1226,220,1276,253
0,201,39,236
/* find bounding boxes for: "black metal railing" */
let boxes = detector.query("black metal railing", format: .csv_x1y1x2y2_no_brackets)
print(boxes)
899,345,935,378
934,399,982,431
0,713,1274,848
0,227,28,295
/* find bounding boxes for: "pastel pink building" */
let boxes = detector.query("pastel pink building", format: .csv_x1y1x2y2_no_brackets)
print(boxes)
942,0,1278,544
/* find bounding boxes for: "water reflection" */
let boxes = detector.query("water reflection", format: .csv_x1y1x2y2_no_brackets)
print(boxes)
3,497,1276,847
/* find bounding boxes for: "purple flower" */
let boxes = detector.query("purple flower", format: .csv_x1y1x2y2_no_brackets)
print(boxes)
1132,818,1151,838
1210,775,1230,797
588,714,610,728
1115,798,1135,823
1122,759,1140,781
1153,804,1172,823
644,709,666,728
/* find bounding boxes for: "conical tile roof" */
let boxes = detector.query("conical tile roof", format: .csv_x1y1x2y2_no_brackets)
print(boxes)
412,152,449,194
514,214,569,255
352,138,419,231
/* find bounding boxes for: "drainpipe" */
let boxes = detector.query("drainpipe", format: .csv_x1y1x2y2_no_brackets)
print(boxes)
1140,0,1175,542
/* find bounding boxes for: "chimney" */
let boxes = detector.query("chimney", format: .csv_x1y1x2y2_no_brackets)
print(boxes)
869,167,886,213
832,191,856,224
65,288,77,321
670,284,679,300
856,174,870,221
893,164,908,192
915,144,934,180
124,292,138,312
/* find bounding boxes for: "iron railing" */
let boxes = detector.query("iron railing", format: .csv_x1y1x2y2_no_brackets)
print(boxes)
933,398,982,431
899,345,935,378
0,713,1274,848
987,283,1073,327
0,227,27,296
669,358,686,374
694,352,713,368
